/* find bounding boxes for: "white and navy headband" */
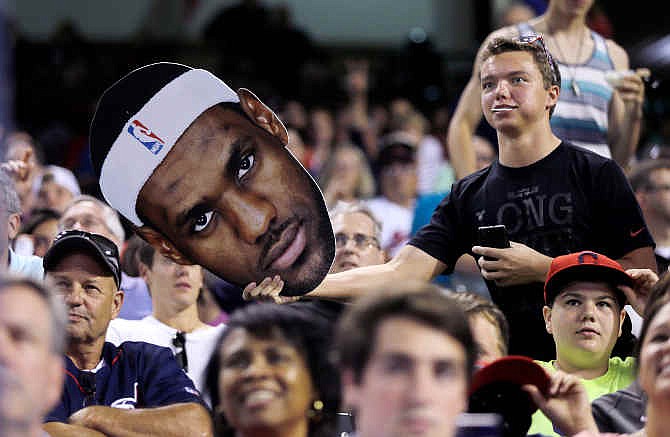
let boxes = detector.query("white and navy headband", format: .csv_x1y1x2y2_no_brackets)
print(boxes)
90,62,239,226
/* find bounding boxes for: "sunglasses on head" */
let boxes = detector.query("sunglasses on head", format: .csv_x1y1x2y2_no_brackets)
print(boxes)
513,34,560,87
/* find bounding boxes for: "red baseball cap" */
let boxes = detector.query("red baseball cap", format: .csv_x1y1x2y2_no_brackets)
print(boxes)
469,355,550,398
468,356,550,435
544,251,632,305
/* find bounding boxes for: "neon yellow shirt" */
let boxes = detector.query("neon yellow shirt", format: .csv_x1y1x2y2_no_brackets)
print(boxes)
528,357,636,436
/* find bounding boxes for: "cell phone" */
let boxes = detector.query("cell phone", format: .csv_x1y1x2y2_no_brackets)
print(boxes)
454,413,503,437
477,225,510,249
477,225,510,262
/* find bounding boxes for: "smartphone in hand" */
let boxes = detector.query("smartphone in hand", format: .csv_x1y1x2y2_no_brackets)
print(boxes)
477,225,510,261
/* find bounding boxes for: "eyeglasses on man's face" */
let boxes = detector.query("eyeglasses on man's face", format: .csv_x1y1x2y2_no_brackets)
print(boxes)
335,233,380,250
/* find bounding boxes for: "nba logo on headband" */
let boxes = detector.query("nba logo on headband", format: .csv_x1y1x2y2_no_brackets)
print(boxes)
127,120,165,155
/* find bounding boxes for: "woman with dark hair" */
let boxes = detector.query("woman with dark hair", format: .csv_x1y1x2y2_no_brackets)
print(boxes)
13,208,60,257
205,304,340,437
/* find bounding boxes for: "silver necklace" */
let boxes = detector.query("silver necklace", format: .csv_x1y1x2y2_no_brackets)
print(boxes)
550,27,587,97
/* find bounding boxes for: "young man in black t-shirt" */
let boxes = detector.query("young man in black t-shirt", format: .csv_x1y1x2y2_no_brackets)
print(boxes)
264,36,656,360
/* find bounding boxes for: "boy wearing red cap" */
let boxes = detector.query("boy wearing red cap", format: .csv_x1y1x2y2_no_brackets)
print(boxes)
529,251,637,436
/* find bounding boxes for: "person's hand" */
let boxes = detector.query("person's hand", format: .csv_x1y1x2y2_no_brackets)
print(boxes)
472,241,552,287
242,275,300,304
524,370,598,436
612,68,650,105
0,150,36,201
620,268,659,316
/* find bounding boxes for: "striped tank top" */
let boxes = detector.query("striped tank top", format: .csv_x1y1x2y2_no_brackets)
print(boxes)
518,23,615,158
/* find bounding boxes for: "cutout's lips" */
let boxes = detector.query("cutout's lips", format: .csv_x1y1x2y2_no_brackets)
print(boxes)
262,221,306,271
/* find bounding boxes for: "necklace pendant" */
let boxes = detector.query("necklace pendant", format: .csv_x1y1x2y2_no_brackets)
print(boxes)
571,80,581,97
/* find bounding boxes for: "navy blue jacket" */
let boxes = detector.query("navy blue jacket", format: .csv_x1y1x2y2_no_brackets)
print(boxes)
45,341,202,423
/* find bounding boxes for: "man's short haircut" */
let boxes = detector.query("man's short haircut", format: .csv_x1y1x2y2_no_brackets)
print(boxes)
0,169,22,216
329,200,383,242
61,195,125,244
628,159,670,192
450,291,509,357
0,276,67,355
480,36,561,116
136,235,156,268
335,283,476,383
20,208,61,235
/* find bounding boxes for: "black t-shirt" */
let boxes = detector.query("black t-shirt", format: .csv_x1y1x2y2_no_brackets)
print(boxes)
409,142,654,359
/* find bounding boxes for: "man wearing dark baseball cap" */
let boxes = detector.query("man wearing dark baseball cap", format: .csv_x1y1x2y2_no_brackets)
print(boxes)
42,230,212,436
528,251,637,436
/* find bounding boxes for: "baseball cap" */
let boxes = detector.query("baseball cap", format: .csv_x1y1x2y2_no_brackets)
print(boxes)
43,230,122,288
469,356,550,436
89,62,240,227
377,131,417,168
544,251,632,306
40,165,81,197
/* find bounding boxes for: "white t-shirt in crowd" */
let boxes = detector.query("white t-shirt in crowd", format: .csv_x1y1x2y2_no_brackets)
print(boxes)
365,197,415,257
106,315,225,400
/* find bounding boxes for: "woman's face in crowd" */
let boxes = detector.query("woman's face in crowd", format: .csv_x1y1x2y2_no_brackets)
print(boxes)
332,147,362,194
639,302,670,402
217,327,316,434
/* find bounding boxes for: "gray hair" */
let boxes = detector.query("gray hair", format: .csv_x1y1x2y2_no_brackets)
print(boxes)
61,195,125,243
0,276,68,355
329,200,382,241
0,169,22,216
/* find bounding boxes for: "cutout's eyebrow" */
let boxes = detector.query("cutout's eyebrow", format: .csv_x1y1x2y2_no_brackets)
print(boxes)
173,136,251,229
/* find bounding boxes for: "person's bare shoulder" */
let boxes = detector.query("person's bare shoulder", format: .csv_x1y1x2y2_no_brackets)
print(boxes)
605,38,630,70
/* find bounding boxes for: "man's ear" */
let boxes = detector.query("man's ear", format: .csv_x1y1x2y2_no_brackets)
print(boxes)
542,306,553,334
635,191,647,210
138,262,151,286
7,212,21,240
546,84,560,111
238,88,289,146
340,369,360,412
618,309,626,338
135,226,193,266
111,289,124,319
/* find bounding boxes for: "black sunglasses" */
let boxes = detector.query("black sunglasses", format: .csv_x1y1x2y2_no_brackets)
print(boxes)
173,331,189,372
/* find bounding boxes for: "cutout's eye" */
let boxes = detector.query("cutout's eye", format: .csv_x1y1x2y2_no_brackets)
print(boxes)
193,211,214,233
238,153,255,179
